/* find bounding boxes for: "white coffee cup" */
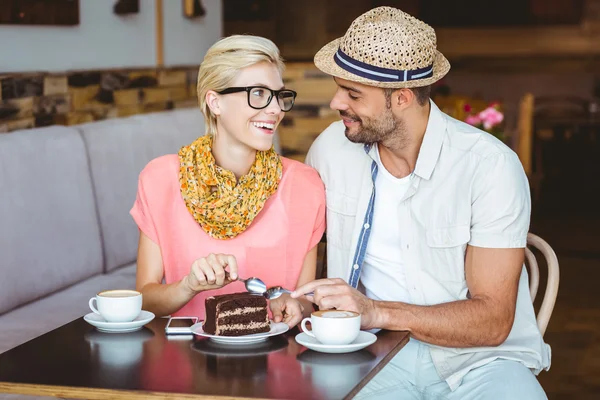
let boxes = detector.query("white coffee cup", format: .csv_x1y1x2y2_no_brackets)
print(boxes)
300,310,361,345
89,289,142,322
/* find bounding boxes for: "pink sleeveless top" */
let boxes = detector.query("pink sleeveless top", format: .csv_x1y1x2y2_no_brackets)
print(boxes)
130,154,325,319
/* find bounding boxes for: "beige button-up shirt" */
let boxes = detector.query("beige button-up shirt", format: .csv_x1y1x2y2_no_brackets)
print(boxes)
305,101,551,390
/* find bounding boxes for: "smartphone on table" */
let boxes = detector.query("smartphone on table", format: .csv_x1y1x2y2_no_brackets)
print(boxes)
165,316,199,335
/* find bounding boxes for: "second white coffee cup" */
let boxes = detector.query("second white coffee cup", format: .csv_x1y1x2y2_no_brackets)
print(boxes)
301,310,361,345
89,289,142,323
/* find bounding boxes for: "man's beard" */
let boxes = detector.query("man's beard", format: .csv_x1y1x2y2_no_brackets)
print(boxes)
341,109,406,148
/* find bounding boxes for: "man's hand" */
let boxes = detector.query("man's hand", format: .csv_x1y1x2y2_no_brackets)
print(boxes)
291,278,380,329
269,294,304,328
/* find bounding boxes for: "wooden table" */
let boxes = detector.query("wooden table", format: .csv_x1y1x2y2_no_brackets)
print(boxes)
0,317,409,399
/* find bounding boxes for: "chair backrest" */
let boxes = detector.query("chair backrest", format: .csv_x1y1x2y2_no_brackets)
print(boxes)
534,95,589,119
525,232,560,336
0,126,104,315
78,108,205,273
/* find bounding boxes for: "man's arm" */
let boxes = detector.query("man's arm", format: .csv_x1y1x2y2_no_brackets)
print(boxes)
373,151,529,347
374,245,523,347
292,245,524,348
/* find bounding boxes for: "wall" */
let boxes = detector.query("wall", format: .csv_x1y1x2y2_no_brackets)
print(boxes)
163,0,222,67
224,0,600,61
0,0,223,133
0,66,200,133
0,0,223,73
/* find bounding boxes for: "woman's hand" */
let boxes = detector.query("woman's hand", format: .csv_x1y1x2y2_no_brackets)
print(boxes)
182,253,239,294
269,294,305,328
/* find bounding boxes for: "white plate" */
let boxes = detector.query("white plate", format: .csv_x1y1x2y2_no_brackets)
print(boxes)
295,331,377,354
84,310,155,333
192,335,289,356
191,321,289,344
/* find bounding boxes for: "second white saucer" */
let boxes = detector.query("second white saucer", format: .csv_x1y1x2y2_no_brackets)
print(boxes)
295,331,377,354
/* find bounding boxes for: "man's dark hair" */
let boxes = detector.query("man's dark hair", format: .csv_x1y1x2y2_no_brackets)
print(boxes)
412,85,431,106
383,85,431,108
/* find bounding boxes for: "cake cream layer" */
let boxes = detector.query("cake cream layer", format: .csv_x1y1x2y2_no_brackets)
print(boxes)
218,307,264,317
214,321,271,336
217,311,268,326
219,321,270,332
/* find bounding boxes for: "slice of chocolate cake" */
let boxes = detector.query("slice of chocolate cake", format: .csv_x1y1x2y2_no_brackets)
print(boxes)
203,292,270,336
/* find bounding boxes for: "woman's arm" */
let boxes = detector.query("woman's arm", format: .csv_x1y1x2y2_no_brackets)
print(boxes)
136,231,195,317
135,231,238,317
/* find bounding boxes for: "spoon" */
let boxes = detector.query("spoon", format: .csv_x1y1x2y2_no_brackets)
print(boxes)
237,277,314,300
263,286,292,300
237,276,267,295
264,286,314,300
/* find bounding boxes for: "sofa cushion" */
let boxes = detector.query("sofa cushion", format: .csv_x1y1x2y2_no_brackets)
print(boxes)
0,126,103,315
0,271,137,354
78,109,205,272
108,261,137,277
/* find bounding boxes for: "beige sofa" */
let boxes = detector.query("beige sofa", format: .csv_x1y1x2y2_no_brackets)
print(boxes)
0,108,283,358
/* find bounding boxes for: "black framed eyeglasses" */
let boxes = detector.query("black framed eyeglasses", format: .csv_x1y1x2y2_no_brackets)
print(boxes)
217,86,297,112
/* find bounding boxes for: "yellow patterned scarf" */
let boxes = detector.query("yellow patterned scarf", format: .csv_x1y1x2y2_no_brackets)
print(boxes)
178,135,282,239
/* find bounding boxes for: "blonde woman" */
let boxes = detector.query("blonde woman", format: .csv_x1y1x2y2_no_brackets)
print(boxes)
130,35,325,328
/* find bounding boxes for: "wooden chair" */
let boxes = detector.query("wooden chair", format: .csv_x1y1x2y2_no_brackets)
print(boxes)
514,93,543,200
525,233,560,336
534,95,589,120
528,95,591,205
515,93,535,177
514,93,550,209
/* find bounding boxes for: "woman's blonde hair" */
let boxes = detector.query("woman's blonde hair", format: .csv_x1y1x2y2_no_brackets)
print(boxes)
197,35,285,136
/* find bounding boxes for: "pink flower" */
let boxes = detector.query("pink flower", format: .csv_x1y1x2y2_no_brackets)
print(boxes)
464,104,472,113
465,114,481,126
478,106,503,130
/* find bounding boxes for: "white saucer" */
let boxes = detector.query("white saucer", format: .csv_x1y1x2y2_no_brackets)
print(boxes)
84,310,155,333
191,321,289,344
295,331,377,354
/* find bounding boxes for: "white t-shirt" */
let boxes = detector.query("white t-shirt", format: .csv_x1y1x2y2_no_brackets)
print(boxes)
361,145,414,303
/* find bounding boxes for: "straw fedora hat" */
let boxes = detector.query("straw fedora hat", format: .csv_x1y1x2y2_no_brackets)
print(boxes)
314,6,450,89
